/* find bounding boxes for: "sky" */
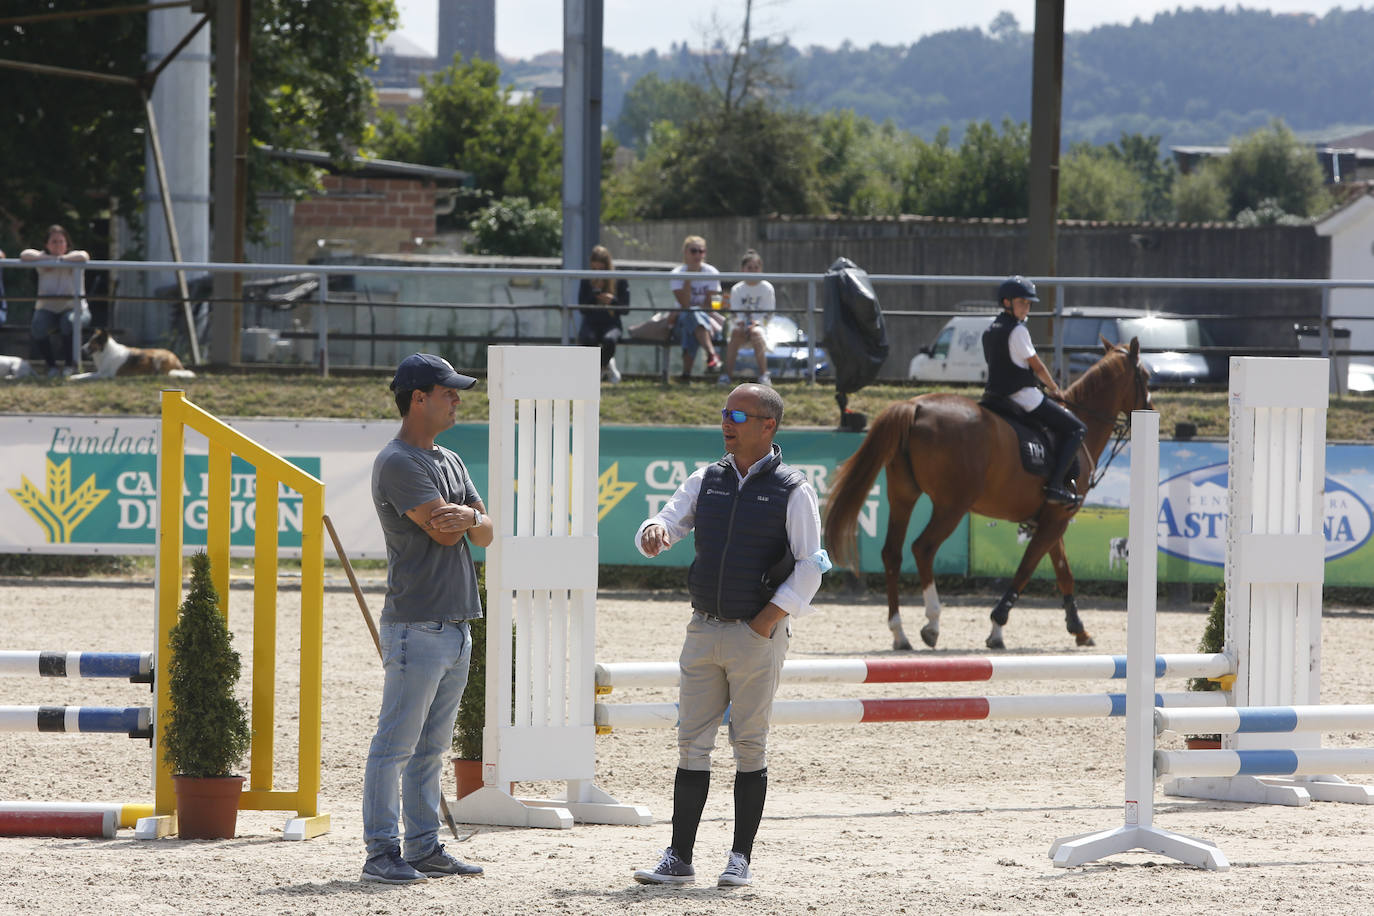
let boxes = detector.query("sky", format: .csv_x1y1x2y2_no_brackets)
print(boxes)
392,0,1361,59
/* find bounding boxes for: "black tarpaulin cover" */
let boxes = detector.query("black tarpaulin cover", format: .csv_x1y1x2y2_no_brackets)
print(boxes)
822,257,888,396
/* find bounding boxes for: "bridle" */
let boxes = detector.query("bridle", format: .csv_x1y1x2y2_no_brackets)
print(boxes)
1055,355,1152,491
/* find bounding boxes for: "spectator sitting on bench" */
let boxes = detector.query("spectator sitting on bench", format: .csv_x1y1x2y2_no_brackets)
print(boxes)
719,248,776,387
21,224,90,378
577,245,630,384
669,235,723,380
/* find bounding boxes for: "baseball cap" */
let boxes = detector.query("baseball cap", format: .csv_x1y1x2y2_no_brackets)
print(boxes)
389,353,478,392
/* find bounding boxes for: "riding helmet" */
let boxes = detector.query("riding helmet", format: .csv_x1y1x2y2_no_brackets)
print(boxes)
997,275,1039,304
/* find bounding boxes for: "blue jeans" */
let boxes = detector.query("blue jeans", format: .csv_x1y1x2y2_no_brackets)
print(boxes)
30,305,90,368
362,619,472,860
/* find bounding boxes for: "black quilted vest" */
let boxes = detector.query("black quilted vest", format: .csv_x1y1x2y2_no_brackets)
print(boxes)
982,310,1039,396
687,446,803,619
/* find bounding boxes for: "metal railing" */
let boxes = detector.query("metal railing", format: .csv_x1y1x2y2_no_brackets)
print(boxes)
5,257,1374,385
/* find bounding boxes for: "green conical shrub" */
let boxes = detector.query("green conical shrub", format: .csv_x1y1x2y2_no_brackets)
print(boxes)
163,552,252,778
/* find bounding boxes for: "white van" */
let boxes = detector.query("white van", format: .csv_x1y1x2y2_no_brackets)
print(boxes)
908,307,1219,387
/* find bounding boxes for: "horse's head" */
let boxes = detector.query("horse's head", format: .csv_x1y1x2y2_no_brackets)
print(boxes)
1098,335,1152,415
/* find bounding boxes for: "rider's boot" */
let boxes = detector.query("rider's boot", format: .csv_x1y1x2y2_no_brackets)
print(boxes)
1043,426,1086,507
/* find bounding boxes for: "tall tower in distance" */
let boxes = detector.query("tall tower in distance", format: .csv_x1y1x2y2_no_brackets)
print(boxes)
437,0,496,65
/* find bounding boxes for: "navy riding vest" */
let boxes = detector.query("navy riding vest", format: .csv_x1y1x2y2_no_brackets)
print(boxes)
982,310,1039,396
687,446,804,619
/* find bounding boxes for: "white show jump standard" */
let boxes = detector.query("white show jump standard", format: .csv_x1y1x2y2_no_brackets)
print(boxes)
594,653,1231,692
0,705,152,736
595,691,1227,732
1156,705,1374,736
0,651,152,680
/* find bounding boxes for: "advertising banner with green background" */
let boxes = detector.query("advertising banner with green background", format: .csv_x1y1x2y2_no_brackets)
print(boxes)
4,416,1371,585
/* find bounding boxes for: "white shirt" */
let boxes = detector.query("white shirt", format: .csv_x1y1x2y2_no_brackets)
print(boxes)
1007,322,1044,411
634,449,829,619
728,279,776,323
669,263,721,308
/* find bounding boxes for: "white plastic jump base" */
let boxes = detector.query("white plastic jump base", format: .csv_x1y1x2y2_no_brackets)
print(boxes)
1050,411,1228,871
1164,774,1374,807
456,345,650,829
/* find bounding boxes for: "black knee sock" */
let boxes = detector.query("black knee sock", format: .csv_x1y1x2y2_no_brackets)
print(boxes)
670,767,710,864
731,767,768,862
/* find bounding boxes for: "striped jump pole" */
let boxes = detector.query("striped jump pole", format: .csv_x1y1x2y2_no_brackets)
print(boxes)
594,654,1232,693
0,706,152,738
594,690,1227,733
0,801,153,830
1156,705,1374,737
0,809,115,839
1156,748,1374,779
0,651,153,682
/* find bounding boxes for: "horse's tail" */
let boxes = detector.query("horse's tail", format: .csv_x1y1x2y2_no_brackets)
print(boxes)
824,399,918,572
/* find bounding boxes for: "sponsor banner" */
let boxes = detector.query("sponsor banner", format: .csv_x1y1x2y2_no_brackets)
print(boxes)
0,416,968,574
969,440,1374,585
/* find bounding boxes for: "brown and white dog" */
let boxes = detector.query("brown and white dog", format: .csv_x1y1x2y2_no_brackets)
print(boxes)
71,329,196,381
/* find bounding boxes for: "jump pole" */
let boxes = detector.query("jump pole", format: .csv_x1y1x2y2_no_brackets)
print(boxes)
1050,410,1229,870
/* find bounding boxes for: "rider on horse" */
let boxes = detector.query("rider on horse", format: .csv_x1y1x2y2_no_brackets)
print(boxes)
982,275,1086,507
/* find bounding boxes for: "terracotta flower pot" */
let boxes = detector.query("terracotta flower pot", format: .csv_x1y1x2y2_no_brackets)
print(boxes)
451,757,512,799
172,774,245,839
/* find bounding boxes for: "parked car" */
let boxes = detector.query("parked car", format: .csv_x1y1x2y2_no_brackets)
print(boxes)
733,314,830,379
908,307,1219,387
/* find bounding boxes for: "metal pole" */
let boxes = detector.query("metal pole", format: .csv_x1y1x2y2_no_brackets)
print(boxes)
1052,283,1065,386
316,273,329,378
71,265,84,371
806,281,818,384
142,89,202,365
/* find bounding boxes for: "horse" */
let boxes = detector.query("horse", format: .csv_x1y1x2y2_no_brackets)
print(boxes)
823,337,1152,651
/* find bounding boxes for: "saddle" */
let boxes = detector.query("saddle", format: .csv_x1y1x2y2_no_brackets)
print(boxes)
978,394,1080,481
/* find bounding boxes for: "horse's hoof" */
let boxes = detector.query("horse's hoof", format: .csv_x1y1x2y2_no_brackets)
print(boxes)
1075,632,1096,647
893,636,913,651
919,624,938,648
985,635,1005,650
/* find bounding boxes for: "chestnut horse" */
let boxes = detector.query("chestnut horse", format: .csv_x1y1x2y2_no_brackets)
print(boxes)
824,338,1152,651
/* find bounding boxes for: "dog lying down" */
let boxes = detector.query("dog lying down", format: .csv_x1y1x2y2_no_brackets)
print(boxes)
0,356,36,379
70,329,195,381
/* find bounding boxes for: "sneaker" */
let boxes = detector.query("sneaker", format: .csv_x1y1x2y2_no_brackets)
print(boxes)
758,372,772,386
705,354,721,371
606,359,622,384
407,843,483,877
717,373,731,385
717,851,752,887
46,366,61,379
361,848,429,885
633,846,696,885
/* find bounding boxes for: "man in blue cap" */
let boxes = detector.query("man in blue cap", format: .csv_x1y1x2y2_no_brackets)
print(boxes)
362,353,491,884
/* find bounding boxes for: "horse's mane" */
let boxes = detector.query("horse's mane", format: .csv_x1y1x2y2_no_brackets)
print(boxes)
1063,345,1128,408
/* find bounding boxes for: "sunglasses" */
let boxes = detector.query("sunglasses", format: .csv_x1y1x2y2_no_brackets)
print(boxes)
721,408,767,423
687,247,705,254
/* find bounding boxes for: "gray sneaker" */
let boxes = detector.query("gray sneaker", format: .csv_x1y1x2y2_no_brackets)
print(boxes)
407,843,483,876
361,848,428,885
633,846,696,885
718,851,752,887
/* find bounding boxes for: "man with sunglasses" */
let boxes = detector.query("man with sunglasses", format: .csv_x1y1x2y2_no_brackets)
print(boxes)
632,384,830,888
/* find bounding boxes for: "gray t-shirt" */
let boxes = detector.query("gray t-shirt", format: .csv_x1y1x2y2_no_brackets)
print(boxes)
371,438,484,624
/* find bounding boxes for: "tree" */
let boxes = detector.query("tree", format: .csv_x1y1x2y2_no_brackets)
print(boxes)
1173,166,1230,222
1218,119,1330,219
0,0,398,252
375,56,562,219
466,196,561,256
1058,144,1146,221
909,119,1030,219
611,73,709,152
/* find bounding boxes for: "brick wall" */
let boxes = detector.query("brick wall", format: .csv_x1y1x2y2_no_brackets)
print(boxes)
291,176,437,263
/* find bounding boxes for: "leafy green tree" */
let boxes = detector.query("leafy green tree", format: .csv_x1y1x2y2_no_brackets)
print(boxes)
466,196,561,256
0,0,397,250
1218,119,1330,219
816,111,910,217
909,119,1030,219
375,56,562,218
1173,165,1230,222
1103,134,1176,221
1058,144,1146,221
611,73,709,153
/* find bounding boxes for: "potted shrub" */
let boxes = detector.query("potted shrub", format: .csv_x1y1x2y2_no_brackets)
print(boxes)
451,614,488,799
163,551,252,839
1185,584,1226,749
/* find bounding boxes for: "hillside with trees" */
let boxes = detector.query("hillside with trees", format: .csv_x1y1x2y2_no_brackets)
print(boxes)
503,6,1374,155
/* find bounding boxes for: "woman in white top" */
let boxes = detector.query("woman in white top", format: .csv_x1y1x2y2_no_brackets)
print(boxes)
668,235,723,379
720,249,776,386
21,224,90,377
